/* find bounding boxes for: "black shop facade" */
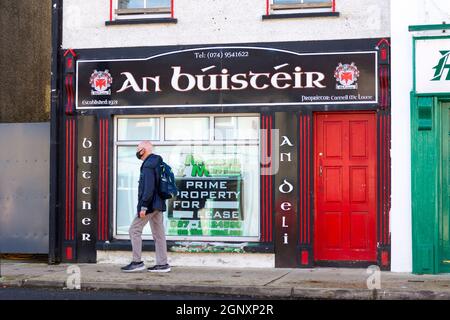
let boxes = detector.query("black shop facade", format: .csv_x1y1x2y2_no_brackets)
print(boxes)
56,38,392,269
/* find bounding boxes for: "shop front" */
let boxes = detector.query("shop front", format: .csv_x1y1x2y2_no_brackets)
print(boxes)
58,38,391,268
411,33,450,274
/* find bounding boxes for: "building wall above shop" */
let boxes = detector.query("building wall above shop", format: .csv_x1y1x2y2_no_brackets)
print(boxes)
62,0,390,49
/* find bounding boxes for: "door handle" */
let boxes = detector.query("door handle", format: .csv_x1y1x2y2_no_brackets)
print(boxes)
319,165,323,177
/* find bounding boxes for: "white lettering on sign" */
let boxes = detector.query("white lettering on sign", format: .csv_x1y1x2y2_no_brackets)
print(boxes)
280,153,292,162
81,233,91,241
280,202,292,211
82,138,93,149
282,216,288,228
82,171,91,179
283,233,288,245
279,180,294,194
82,156,93,164
79,133,95,244
82,201,91,210
117,72,162,93
280,136,294,147
118,65,327,94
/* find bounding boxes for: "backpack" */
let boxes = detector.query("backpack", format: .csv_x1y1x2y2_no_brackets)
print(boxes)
157,161,178,200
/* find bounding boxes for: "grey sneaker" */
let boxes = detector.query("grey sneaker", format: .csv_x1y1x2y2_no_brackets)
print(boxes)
121,261,145,273
147,264,171,273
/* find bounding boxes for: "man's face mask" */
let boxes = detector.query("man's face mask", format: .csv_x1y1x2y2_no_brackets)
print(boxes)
136,148,144,160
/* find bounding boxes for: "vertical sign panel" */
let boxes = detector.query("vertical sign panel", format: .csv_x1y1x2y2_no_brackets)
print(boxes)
76,116,98,263
274,112,299,268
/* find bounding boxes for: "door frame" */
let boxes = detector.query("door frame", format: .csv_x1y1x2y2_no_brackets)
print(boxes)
312,111,378,266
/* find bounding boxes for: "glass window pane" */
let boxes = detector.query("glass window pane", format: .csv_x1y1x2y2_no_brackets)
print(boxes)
119,0,145,9
214,117,259,140
273,0,331,3
117,118,159,141
116,146,144,235
115,144,260,238
165,117,210,141
146,0,171,8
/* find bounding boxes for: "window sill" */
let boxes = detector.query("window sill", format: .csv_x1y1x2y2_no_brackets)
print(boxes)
105,17,177,26
96,240,274,253
262,11,340,20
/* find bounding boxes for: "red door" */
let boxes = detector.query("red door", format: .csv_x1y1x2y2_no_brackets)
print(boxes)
314,113,377,262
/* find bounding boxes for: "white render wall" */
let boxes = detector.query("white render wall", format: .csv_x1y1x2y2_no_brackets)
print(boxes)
390,0,450,273
63,0,390,49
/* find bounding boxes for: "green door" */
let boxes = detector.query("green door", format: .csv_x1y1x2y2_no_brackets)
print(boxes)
441,103,450,273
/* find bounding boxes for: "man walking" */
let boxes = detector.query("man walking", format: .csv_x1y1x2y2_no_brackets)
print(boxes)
121,141,171,273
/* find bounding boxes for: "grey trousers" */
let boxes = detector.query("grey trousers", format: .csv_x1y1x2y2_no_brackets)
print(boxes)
129,210,168,265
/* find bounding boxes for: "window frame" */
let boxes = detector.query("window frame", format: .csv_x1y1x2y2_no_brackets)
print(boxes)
113,114,261,242
110,0,174,21
267,0,336,15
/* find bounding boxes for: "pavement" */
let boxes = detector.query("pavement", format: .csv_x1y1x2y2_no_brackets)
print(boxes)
1,261,450,300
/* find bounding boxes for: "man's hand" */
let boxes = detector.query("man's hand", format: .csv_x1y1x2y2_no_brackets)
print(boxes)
139,210,147,219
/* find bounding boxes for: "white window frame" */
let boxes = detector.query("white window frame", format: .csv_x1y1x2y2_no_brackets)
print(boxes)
114,0,172,20
113,113,261,242
271,0,334,14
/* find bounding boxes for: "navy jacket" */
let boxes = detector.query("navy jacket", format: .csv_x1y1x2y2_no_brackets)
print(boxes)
137,153,167,215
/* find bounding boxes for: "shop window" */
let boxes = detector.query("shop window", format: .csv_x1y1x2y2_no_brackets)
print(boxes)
117,118,160,141
214,117,259,141
114,115,260,242
107,0,176,24
265,0,338,18
165,117,210,141
117,0,171,16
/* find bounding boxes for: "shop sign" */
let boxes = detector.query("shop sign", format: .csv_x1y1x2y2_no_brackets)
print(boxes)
274,113,299,268
415,37,450,94
76,116,97,263
76,47,378,109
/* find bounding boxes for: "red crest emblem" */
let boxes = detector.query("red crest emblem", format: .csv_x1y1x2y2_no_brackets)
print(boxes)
334,63,360,90
90,70,113,95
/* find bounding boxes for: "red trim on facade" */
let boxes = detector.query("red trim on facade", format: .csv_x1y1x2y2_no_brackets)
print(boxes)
110,0,113,21
387,115,391,245
261,116,265,242
299,114,311,245
99,120,103,240
300,115,304,244
266,0,270,16
269,116,273,242
171,0,175,18
71,119,76,240
66,246,73,260
102,119,106,241
98,118,110,241
260,115,273,242
65,120,69,240
105,119,109,240
64,49,77,58
265,116,269,241
301,250,309,265
381,250,389,267
332,0,336,12
307,116,311,244
376,38,391,48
